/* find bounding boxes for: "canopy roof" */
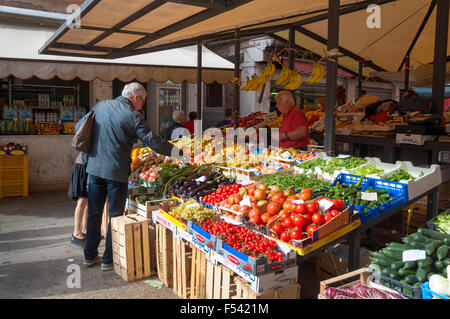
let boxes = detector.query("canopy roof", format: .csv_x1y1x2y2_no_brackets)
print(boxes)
39,0,448,81
1,23,234,83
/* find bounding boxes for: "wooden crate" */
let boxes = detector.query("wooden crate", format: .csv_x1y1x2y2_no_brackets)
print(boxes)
401,204,427,235
172,237,193,299
189,243,208,299
315,250,349,281
111,214,155,282
233,277,301,299
205,261,238,299
155,223,174,287
318,268,371,299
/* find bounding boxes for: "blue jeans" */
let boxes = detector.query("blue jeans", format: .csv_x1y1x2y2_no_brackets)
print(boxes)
84,175,128,264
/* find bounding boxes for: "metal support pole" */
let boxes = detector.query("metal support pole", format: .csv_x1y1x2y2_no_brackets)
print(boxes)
404,56,410,91
358,61,364,99
431,0,449,115
324,0,340,155
288,27,295,70
197,41,202,120
233,30,240,129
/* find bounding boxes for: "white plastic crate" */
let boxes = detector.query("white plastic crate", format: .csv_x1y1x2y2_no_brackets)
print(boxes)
382,161,442,201
315,155,368,182
347,157,398,179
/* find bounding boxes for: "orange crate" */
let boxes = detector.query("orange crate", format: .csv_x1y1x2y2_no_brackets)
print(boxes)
0,155,28,198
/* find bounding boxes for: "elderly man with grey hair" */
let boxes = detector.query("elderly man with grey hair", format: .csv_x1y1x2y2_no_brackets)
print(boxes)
75,81,171,271
165,109,186,141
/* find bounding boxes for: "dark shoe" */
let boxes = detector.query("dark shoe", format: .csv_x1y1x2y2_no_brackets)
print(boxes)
83,255,102,267
70,235,86,249
101,263,113,271
82,233,87,239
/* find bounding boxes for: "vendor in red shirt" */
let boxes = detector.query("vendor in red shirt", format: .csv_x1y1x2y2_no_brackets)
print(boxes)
276,91,310,150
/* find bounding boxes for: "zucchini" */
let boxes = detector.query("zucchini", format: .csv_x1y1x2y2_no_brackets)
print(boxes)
404,274,418,285
425,241,442,256
409,241,427,250
418,256,433,269
391,261,404,270
416,267,432,282
418,228,450,241
413,282,424,289
443,257,450,267
372,257,395,268
398,267,416,277
427,272,436,281
389,270,401,281
412,233,438,245
381,267,392,277
436,245,448,260
435,260,445,271
404,261,418,270
382,249,403,261
443,266,448,278
386,242,413,250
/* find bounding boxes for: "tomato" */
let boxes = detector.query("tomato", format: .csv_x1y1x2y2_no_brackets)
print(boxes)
324,213,333,223
283,189,294,197
331,209,340,218
307,202,319,214
248,208,261,219
299,191,312,201
231,194,241,204
231,204,240,212
239,205,251,215
295,203,307,215
254,189,266,201
279,210,290,220
247,186,256,196
338,200,345,211
330,199,339,211
267,201,282,216
270,185,281,194
271,223,284,236
257,184,268,192
286,195,298,202
280,232,290,243
282,217,295,229
260,213,270,224
272,193,285,203
293,215,306,228
306,224,318,238
249,215,262,225
303,213,312,225
283,200,294,211
311,213,324,225
290,229,303,241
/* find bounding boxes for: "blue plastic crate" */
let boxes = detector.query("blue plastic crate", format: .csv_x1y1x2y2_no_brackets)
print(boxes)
320,174,408,224
421,282,450,299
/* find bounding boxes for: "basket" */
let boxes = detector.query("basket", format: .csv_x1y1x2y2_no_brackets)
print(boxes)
327,174,408,224
421,281,450,299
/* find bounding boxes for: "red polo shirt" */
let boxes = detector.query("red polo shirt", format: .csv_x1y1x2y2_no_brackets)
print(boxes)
280,106,310,149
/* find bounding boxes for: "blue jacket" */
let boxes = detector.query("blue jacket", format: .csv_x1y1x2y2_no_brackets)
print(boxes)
76,96,170,183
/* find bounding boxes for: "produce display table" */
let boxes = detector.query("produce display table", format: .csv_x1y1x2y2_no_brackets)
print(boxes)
310,132,450,165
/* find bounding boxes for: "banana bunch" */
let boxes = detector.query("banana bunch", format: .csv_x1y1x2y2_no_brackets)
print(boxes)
284,70,303,90
306,62,325,84
275,66,291,86
241,74,263,91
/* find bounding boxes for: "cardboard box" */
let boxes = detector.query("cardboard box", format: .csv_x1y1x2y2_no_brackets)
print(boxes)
396,133,436,145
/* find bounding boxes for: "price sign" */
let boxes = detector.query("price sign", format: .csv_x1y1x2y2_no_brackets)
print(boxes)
195,176,207,182
281,151,291,159
291,200,305,204
402,250,426,262
361,192,378,202
318,199,334,212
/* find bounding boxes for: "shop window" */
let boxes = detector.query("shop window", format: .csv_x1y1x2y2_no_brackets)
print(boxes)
206,82,223,107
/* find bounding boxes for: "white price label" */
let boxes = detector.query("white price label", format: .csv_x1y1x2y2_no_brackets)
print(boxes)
291,200,305,204
361,192,378,202
240,181,254,186
281,151,291,159
239,197,252,207
318,199,334,212
402,250,426,262
195,176,206,182
186,203,201,209
337,154,351,158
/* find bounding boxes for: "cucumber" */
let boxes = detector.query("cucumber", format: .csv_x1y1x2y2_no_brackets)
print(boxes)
416,267,432,282
404,275,418,285
409,241,427,250
371,251,387,260
413,282,424,289
404,261,418,270
435,260,445,271
443,257,450,267
382,249,403,261
372,257,395,268
436,245,448,260
412,233,439,245
418,256,433,269
425,241,442,256
398,267,416,277
443,266,448,277
389,270,401,281
391,261,404,270
385,243,413,251
381,267,392,277
418,228,450,241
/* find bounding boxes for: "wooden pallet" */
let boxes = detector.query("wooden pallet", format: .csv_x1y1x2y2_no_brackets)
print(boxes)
111,214,154,282
155,223,174,287
234,277,301,299
318,268,371,299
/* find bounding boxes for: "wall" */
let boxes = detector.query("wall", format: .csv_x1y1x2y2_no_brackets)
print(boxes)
0,135,78,193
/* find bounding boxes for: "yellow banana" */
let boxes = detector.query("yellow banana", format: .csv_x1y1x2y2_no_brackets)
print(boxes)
276,66,291,86
241,76,252,91
246,74,261,91
284,71,302,90
307,62,319,84
314,63,325,83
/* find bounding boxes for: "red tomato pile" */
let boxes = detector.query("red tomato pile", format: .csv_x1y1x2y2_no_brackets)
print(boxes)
271,196,346,244
201,184,246,205
199,220,284,263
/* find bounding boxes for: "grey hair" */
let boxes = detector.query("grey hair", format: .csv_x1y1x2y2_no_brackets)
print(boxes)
276,91,295,105
121,82,147,99
173,110,185,121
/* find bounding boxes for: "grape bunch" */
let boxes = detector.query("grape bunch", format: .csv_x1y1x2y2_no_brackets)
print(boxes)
170,200,215,223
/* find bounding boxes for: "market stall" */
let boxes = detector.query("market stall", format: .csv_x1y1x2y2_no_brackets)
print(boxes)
32,0,450,300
